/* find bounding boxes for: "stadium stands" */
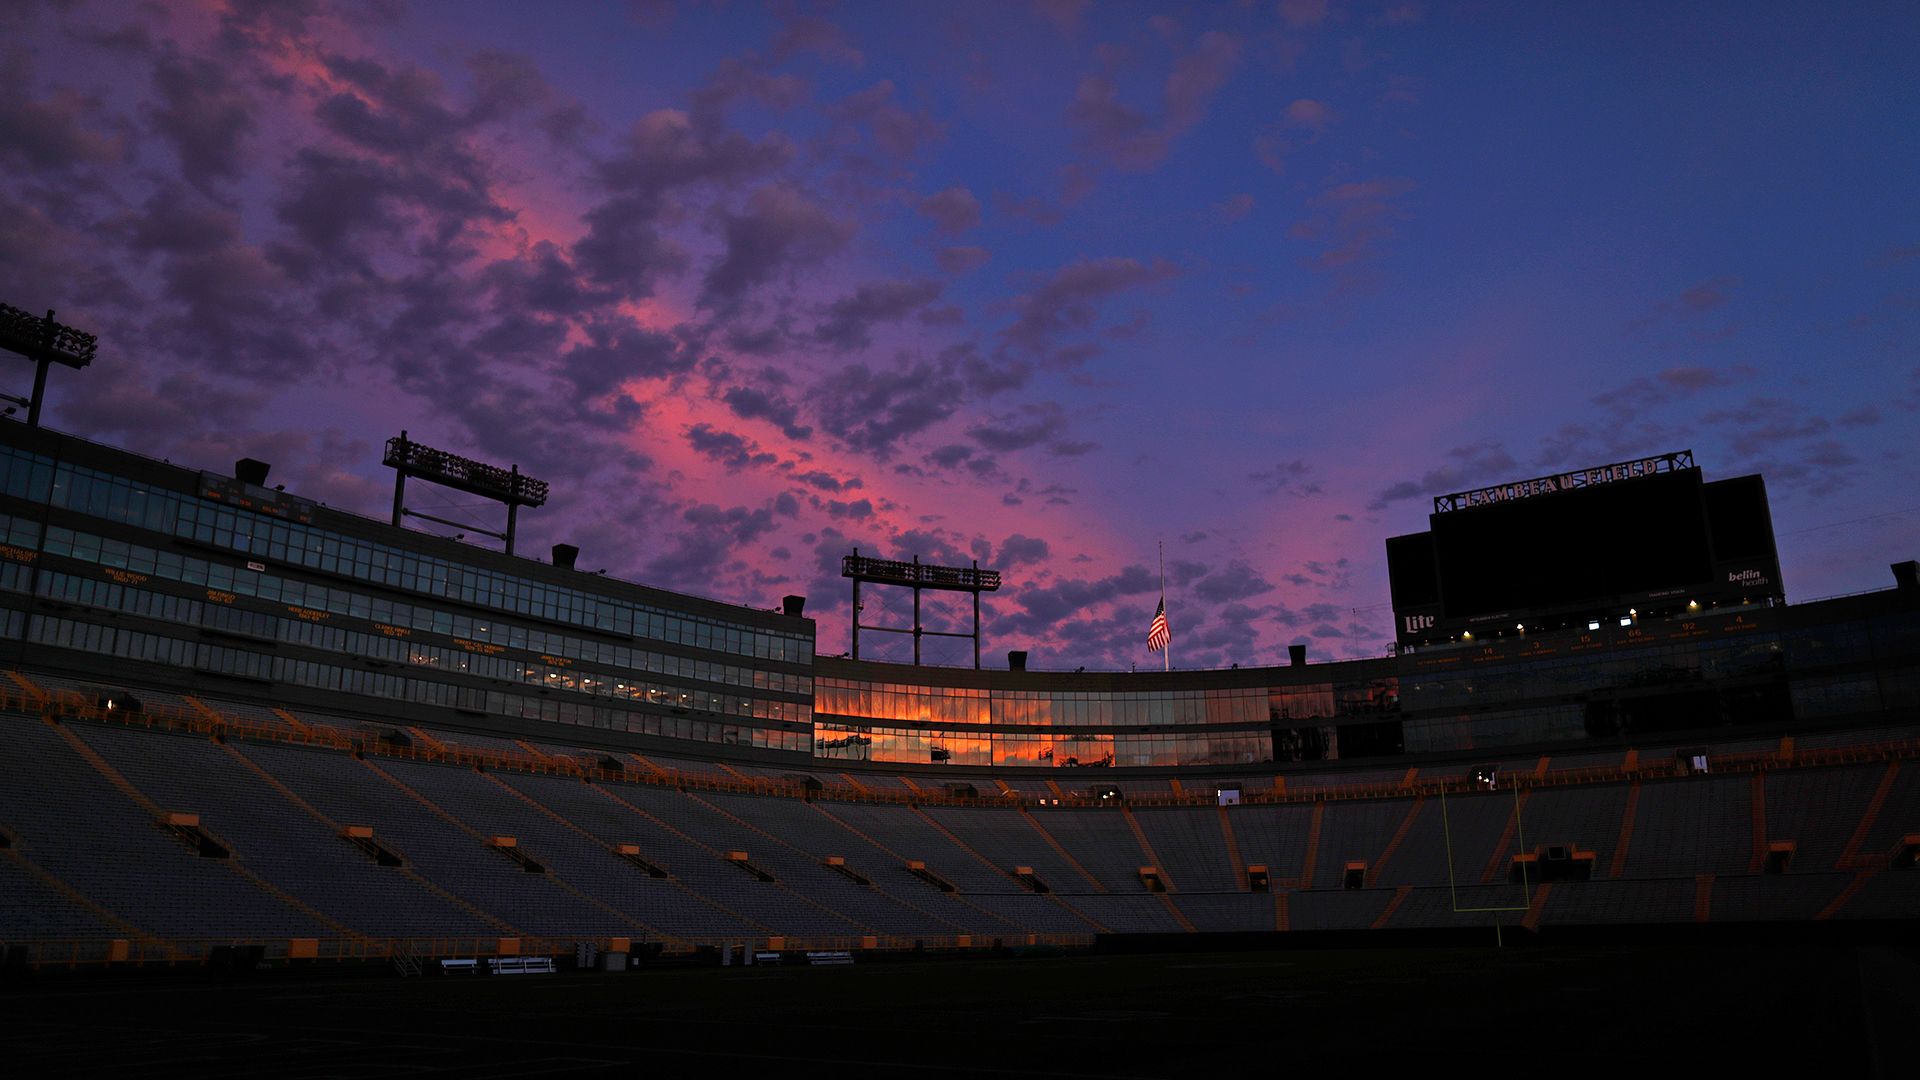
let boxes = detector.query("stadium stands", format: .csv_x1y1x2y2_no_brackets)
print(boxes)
3,673,1915,969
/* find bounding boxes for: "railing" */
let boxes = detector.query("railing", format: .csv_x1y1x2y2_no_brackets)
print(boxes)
0,931,1096,971
4,677,1916,815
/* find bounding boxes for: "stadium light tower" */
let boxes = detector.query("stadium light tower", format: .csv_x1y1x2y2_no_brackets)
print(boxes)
383,430,549,556
843,550,1002,669
0,303,97,427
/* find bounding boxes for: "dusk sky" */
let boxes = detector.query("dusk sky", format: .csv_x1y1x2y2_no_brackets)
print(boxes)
2,1,1915,672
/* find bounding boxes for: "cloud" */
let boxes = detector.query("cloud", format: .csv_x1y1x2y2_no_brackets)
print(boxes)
686,422,776,470
997,533,1051,567
1277,1,1331,28
1368,440,1519,510
1253,131,1288,175
1164,31,1242,134
1289,176,1416,271
149,50,255,193
793,469,859,492
937,246,991,274
1629,277,1742,331
128,185,241,255
996,190,1066,227
466,50,556,125
0,53,124,171
1591,365,1749,416
1381,74,1422,107
596,106,791,191
1034,0,1092,34
1066,77,1158,169
642,500,783,584
1002,256,1176,353
919,186,982,234
1215,193,1256,222
701,183,853,308
688,502,778,544
995,564,1158,638
812,359,965,455
1676,277,1738,314
952,347,1031,396
1718,437,1861,497
1067,31,1240,171
1247,459,1325,496
1193,560,1276,604
58,369,265,447
559,318,692,398
822,497,875,520
770,15,865,67
1282,98,1336,134
569,192,690,301
722,382,813,440
1167,559,1209,585
270,57,520,278
690,57,808,125
150,230,321,378
312,52,491,163
1702,396,1833,459
925,443,974,470
812,278,943,352
829,79,943,160
967,402,1069,452
573,108,791,298
480,242,594,317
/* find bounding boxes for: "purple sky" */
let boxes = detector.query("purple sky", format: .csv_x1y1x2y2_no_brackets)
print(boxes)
3,1,1915,671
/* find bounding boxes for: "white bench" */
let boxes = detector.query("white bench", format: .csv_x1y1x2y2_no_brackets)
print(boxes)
439,958,479,975
488,956,557,975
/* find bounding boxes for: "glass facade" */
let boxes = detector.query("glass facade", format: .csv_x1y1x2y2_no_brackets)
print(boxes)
0,437,813,754
20,609,809,751
816,676,1300,768
817,679,1269,727
1,444,811,664
812,719,1270,769
20,517,807,700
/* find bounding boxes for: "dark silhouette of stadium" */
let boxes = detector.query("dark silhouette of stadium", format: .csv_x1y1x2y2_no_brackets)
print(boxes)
0,397,1914,1072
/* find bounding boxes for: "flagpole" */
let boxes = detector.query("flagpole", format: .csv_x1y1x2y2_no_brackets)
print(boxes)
1159,540,1168,672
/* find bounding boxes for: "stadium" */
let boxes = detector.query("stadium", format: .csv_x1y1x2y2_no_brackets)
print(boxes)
5,415,1914,950
1,395,1916,1065
4,285,1919,1075
5,3,1918,1071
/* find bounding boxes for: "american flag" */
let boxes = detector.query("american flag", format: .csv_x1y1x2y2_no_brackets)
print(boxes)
1147,596,1170,652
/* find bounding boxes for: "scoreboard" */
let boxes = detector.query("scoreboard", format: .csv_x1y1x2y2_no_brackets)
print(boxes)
1386,454,1782,645
197,471,317,524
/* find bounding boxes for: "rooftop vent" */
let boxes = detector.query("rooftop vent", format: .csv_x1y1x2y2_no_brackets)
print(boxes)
234,458,270,486
552,543,579,571
782,594,806,617
1008,650,1028,672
